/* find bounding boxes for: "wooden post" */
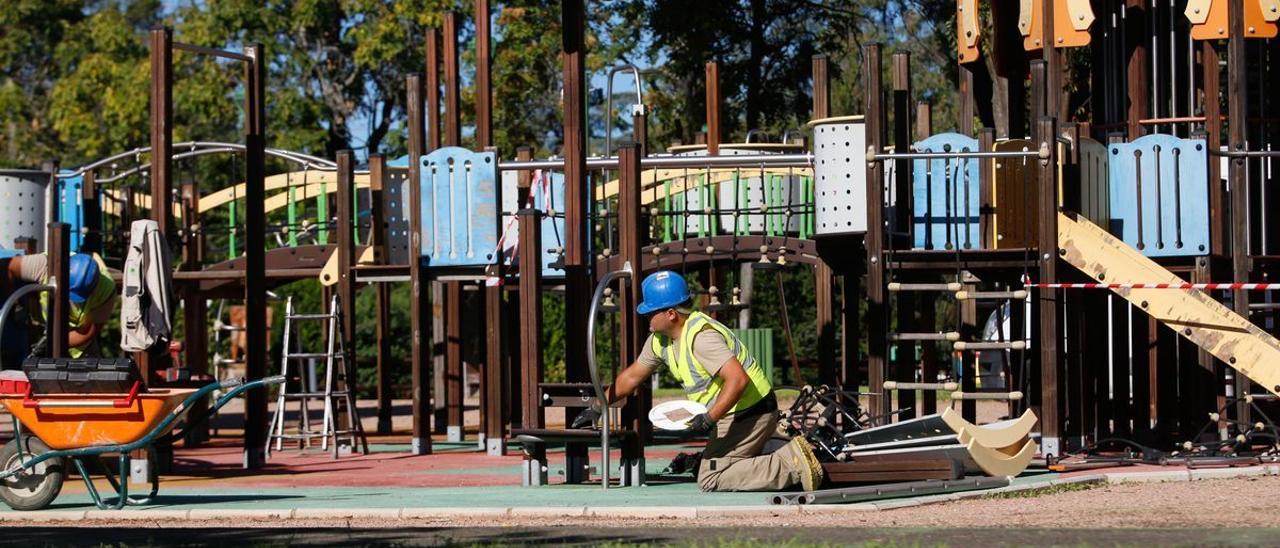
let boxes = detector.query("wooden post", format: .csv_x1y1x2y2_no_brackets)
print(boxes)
242,43,268,469
335,150,358,418
813,53,837,386
1228,0,1252,424
406,74,433,455
81,172,101,254
916,102,932,141
443,12,461,148
617,143,648,480
367,155,394,434
474,0,492,150
425,28,441,152
978,129,996,248
561,0,591,483
46,223,69,359
180,177,208,444
1035,117,1061,456
891,52,915,416
1204,42,1224,255
445,281,463,442
863,43,888,419
706,61,721,155
1039,0,1063,121
1125,0,1147,140
149,27,173,238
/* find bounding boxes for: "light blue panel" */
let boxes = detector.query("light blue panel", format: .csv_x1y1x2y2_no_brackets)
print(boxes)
1107,135,1209,257
534,172,566,278
419,147,500,268
912,133,982,250
58,171,84,252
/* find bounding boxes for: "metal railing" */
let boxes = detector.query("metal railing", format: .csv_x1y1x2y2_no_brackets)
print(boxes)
586,261,632,490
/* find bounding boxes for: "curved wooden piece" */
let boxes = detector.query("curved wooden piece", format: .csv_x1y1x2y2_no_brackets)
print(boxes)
941,407,1039,450
1247,0,1279,38
959,430,1037,477
957,0,981,64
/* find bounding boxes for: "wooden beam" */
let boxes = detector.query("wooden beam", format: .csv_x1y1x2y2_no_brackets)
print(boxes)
368,155,394,435
406,74,433,454
864,43,888,420
150,27,174,237
425,28,441,151
474,0,492,150
242,43,268,469
443,12,461,147
706,61,721,155
46,223,69,359
1228,0,1253,424
1036,117,1061,456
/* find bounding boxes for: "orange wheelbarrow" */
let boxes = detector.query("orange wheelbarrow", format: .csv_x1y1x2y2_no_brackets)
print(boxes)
0,375,284,511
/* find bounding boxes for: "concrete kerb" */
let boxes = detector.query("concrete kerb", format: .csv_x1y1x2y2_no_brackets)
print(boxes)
0,466,1273,521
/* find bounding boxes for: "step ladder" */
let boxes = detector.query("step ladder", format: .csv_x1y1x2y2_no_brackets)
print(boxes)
266,295,368,459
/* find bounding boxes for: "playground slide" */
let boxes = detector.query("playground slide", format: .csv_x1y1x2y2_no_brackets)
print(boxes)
1057,213,1280,396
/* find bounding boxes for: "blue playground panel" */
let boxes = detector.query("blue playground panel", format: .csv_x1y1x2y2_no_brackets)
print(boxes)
1107,134,1209,257
57,171,86,253
419,147,501,268
912,133,982,250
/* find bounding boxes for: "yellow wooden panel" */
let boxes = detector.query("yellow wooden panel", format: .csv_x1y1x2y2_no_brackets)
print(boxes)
1058,213,1280,396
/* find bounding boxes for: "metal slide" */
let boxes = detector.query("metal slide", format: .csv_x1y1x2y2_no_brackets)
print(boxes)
1057,212,1280,396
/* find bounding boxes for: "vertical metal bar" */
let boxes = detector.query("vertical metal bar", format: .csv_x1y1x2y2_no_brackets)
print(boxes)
242,43,268,469
406,74,433,455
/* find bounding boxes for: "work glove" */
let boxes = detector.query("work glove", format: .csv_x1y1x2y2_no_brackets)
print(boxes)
685,413,715,434
570,405,602,429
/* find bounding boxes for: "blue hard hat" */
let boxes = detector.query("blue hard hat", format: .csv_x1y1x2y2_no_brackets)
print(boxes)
67,254,98,304
636,270,691,315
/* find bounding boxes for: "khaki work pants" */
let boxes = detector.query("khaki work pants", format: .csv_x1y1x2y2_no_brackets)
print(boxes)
696,410,802,492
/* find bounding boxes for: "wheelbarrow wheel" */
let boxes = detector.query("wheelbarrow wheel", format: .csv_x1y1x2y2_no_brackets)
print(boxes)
0,436,65,511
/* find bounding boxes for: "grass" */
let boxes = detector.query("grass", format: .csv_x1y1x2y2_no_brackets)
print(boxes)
981,480,1103,500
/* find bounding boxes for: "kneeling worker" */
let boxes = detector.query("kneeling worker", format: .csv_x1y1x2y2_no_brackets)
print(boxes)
8,253,117,358
572,270,823,492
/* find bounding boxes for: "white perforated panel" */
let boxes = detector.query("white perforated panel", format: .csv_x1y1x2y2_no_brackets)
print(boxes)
0,170,51,253
813,120,868,235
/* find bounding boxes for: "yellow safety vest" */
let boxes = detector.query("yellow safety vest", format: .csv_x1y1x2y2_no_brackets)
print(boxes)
651,311,772,413
39,271,116,358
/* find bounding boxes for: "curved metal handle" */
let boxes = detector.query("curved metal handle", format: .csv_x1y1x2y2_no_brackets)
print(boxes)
604,64,646,157
586,261,633,490
0,283,55,353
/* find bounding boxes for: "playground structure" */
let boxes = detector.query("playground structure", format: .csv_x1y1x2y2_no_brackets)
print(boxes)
2,0,1280,495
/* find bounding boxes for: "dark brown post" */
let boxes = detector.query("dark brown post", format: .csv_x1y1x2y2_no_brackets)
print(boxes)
47,223,70,359
1204,42,1224,255
959,61,975,135
864,43,888,419
149,27,173,237
1039,0,1063,121
617,143,648,479
978,128,996,248
517,192,545,482
812,54,830,121
474,0,492,150
445,281,463,441
1125,0,1147,139
916,102,932,141
242,43,268,469
406,74,433,454
369,155,394,434
812,54,837,385
705,61,721,155
425,28,441,151
1030,60,1047,122
81,171,101,254
335,150,358,417
42,161,59,231
891,52,915,415
181,177,208,444
561,0,591,483
1228,0,1252,423
1035,117,1061,456
484,278,506,455
443,12,461,147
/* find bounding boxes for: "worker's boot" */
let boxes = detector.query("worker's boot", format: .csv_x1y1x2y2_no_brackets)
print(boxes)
780,436,824,491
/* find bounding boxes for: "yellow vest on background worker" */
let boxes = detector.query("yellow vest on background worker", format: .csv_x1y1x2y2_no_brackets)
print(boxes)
652,311,772,413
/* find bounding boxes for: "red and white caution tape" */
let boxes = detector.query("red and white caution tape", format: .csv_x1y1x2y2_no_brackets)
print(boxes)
1023,281,1280,291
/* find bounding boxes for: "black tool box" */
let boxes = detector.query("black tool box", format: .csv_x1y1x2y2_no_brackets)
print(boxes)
21,357,142,394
